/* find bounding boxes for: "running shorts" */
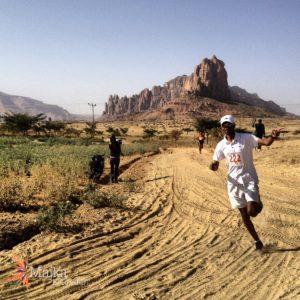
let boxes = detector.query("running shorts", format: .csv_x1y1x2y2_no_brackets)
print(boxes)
227,181,260,209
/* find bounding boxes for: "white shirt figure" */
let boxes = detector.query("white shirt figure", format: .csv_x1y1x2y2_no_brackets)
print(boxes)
213,132,259,185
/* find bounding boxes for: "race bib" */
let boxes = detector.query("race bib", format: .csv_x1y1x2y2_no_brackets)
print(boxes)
226,151,244,167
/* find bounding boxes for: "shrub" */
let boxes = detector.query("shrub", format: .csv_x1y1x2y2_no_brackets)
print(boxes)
36,201,76,232
120,128,128,135
82,189,127,209
143,128,157,140
0,177,24,211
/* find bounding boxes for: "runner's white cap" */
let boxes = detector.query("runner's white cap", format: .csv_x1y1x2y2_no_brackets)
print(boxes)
220,115,236,125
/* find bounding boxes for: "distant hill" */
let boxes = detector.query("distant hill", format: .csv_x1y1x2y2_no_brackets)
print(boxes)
0,91,71,120
102,55,289,121
229,86,286,116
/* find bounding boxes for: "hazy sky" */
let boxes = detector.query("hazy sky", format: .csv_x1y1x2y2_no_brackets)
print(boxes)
0,0,299,115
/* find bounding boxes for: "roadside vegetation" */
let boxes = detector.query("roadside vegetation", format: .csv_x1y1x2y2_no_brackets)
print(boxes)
0,117,191,233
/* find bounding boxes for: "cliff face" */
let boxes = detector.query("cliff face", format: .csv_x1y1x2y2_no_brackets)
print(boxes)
183,55,230,100
102,55,286,119
103,55,230,117
104,76,188,117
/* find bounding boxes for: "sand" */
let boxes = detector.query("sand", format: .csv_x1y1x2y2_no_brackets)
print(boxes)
0,136,300,299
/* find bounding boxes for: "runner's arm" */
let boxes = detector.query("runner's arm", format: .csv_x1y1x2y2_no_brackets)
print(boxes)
258,127,284,146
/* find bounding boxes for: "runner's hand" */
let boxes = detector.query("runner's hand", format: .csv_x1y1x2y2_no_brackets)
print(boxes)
271,127,284,138
209,161,219,171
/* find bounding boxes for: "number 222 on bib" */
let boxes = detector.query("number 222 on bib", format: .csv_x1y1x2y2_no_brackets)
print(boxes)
226,152,244,167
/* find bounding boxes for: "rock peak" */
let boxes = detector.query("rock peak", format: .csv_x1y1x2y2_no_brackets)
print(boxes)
103,56,230,117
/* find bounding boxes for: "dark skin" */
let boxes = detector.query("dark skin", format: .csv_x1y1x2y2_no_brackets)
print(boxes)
209,122,284,241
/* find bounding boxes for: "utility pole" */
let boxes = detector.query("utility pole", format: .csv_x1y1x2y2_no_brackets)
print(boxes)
88,103,97,124
88,103,97,139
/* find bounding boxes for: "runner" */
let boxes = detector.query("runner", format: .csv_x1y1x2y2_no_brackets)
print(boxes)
197,131,205,154
209,115,283,252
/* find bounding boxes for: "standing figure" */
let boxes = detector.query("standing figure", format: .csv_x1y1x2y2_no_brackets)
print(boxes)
109,134,123,183
209,115,283,252
253,119,265,150
197,131,205,154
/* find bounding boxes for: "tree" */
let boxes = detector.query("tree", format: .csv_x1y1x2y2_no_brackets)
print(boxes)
32,123,46,136
3,112,46,135
84,122,97,138
164,108,175,124
64,127,81,138
194,117,220,144
106,126,115,133
44,120,66,136
182,127,193,134
120,128,128,135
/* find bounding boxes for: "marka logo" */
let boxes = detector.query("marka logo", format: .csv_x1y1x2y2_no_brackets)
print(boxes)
2,256,30,289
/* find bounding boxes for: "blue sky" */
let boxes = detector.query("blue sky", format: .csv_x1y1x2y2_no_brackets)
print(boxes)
0,0,299,115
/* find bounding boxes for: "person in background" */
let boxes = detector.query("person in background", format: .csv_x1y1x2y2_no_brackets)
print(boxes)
197,131,205,154
253,119,265,150
209,115,283,252
109,134,123,183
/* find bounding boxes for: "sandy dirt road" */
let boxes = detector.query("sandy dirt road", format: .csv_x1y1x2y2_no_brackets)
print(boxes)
1,141,300,300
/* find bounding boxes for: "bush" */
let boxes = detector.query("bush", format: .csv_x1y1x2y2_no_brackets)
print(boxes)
0,177,25,211
36,201,76,232
82,189,127,209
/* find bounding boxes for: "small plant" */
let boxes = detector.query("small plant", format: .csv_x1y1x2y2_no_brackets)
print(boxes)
82,190,127,209
126,181,137,193
36,201,76,232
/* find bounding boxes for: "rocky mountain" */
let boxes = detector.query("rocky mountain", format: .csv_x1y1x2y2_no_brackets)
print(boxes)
229,86,285,116
0,92,71,120
102,55,286,120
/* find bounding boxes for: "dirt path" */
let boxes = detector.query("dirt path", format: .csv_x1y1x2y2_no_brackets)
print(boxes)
1,144,300,300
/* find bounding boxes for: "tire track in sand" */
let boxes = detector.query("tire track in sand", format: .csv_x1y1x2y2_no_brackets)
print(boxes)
0,147,299,300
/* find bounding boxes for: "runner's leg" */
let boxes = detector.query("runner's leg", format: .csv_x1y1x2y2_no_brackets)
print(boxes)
238,207,260,241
